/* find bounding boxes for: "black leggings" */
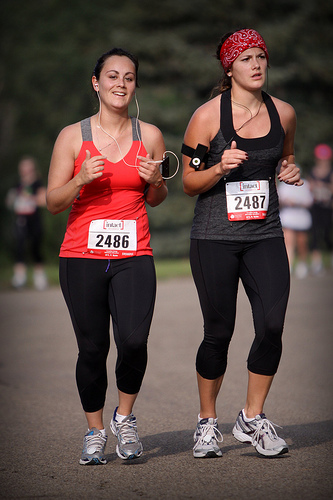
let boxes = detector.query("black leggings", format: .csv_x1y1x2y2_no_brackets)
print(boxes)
59,256,156,413
14,213,43,264
190,238,290,379
310,205,333,252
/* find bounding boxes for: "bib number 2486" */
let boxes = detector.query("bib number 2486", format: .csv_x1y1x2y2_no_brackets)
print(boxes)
87,219,137,256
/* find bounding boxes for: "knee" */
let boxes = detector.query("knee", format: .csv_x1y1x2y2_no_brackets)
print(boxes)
196,327,233,379
123,333,148,359
264,313,285,345
248,330,283,375
78,336,110,365
203,320,234,351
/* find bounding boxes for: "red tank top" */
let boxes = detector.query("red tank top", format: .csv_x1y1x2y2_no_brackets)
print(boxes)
59,117,153,259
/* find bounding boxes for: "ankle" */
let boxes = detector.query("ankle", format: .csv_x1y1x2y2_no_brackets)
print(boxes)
243,407,261,420
199,412,217,420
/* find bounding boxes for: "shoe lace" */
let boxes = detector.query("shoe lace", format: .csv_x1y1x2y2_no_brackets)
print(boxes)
197,421,223,445
116,417,139,444
252,418,282,446
85,431,106,453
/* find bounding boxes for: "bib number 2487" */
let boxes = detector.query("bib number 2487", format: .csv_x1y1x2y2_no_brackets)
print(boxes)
226,180,269,221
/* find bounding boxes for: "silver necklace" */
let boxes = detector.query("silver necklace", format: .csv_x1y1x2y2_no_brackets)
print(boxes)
96,114,129,153
95,114,141,168
231,98,263,133
97,141,113,152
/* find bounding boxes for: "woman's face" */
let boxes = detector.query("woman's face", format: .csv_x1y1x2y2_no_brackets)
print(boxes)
19,159,37,185
229,47,267,90
93,55,137,109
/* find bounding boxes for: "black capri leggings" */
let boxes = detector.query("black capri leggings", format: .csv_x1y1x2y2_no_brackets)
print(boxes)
190,238,290,379
59,256,156,413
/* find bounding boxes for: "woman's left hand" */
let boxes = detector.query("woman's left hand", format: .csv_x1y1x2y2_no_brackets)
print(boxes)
278,160,304,186
137,154,164,188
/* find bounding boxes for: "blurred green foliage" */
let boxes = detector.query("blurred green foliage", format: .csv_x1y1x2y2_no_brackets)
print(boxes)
1,0,332,264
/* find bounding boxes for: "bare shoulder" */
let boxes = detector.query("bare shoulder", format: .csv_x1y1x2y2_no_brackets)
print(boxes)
57,121,82,140
185,95,220,142
270,95,296,135
191,96,220,125
139,120,163,141
139,120,165,157
49,121,84,170
270,96,296,120
55,121,82,147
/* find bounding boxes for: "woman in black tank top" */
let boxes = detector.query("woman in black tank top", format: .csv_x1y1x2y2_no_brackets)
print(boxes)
182,29,303,459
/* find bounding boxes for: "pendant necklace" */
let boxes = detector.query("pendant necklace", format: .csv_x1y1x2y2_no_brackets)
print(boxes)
231,98,263,133
95,113,141,168
96,114,129,154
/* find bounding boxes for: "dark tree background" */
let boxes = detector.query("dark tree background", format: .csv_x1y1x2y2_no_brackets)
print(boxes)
1,0,332,261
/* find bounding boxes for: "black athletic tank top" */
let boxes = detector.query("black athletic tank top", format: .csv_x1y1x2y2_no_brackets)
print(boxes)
190,89,285,242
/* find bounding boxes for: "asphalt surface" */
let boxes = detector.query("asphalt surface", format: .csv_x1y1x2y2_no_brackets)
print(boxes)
1,270,333,499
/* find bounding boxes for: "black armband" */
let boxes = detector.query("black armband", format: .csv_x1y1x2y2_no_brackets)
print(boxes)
181,143,209,170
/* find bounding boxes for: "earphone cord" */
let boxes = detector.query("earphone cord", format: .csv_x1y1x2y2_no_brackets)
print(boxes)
149,151,180,180
97,93,179,179
97,93,142,168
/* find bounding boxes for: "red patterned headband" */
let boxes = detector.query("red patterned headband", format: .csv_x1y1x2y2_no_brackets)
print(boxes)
220,29,269,71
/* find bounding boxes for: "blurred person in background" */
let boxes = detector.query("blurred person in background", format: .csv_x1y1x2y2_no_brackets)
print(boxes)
278,175,313,279
6,156,48,290
308,144,333,274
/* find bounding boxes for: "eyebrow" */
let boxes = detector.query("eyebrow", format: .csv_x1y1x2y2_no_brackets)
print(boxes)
105,70,136,76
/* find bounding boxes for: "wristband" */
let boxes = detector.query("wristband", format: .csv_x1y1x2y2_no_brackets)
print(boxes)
151,180,163,189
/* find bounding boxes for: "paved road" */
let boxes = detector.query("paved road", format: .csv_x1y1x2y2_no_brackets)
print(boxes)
1,271,333,499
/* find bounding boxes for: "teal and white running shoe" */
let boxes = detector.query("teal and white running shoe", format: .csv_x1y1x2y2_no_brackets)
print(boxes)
193,417,223,458
110,407,143,460
79,427,107,465
232,410,288,457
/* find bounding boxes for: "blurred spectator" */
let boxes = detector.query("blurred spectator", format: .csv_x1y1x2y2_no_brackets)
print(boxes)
308,144,333,275
6,156,48,290
278,177,313,279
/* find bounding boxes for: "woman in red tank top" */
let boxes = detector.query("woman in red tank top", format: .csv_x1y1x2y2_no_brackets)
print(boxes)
47,48,167,465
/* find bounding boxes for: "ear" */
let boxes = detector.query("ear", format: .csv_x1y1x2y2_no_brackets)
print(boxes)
92,76,99,91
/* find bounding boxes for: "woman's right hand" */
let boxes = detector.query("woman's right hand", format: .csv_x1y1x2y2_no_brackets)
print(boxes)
76,150,106,186
219,140,248,176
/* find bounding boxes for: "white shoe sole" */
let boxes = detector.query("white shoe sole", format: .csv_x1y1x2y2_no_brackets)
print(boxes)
233,427,289,456
232,427,252,443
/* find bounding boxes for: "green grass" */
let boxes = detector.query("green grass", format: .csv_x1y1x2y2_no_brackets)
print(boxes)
0,258,192,290
155,258,191,279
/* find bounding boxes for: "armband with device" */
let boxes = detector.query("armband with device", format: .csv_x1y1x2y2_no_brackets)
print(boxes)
181,143,209,170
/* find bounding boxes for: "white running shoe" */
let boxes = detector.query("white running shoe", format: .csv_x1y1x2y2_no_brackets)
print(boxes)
110,407,143,460
232,410,288,457
294,261,308,279
33,269,48,290
79,427,107,465
193,417,223,458
12,269,27,288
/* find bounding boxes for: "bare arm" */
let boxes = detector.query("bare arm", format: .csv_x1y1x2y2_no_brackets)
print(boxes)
138,122,168,207
46,123,106,214
182,99,247,197
274,98,303,186
36,186,47,207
